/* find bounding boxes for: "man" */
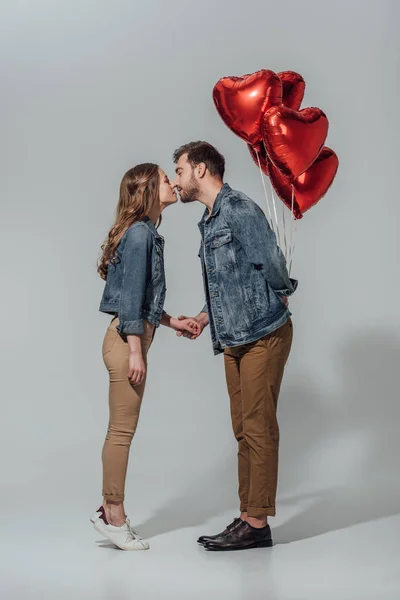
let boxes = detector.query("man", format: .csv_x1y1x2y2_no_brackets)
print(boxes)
172,141,297,551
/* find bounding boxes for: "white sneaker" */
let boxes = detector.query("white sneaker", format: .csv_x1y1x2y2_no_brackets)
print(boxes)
91,506,149,551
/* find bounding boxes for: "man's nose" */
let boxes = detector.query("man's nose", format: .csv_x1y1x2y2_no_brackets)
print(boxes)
171,177,178,189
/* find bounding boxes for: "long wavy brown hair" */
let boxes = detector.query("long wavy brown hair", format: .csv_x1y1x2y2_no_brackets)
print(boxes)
98,163,161,280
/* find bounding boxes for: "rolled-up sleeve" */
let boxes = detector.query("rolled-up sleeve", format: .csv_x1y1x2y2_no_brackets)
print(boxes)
226,199,298,297
117,224,152,336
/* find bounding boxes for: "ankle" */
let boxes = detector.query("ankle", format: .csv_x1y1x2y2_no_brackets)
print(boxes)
108,516,126,527
245,516,268,529
102,499,126,526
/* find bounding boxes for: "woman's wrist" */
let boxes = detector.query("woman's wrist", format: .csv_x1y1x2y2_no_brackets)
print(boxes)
126,334,143,355
169,317,179,330
161,312,183,331
161,311,174,329
129,348,143,355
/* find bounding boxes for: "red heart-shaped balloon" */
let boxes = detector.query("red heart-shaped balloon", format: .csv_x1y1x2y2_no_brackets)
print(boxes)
262,106,329,181
213,70,282,147
269,147,339,218
248,143,269,176
277,71,305,110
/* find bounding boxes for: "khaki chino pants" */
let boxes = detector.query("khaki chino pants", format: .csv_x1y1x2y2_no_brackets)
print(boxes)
224,319,293,518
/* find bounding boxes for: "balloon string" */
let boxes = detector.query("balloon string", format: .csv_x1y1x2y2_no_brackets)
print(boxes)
288,184,295,269
288,185,297,276
269,179,282,249
256,151,274,232
288,219,297,277
282,200,288,262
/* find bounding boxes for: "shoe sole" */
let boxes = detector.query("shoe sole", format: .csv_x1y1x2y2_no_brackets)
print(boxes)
91,517,149,551
204,539,273,551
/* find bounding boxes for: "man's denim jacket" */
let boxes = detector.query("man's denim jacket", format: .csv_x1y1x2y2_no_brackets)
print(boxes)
99,218,166,336
198,184,298,355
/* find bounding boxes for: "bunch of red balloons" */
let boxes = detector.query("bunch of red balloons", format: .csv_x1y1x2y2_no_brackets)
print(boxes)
213,70,338,219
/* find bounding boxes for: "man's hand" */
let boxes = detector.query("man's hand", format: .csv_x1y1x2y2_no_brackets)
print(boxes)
282,296,289,307
175,313,208,340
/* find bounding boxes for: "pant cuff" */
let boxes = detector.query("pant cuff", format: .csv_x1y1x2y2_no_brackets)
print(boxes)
247,506,276,518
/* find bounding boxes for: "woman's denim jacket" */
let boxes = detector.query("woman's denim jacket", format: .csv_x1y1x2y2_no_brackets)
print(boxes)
198,184,298,355
99,218,166,336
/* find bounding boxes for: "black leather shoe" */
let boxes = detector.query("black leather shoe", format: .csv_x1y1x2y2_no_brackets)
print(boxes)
197,517,242,545
204,520,273,551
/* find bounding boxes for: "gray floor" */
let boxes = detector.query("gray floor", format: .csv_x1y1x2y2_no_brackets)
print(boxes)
2,496,399,600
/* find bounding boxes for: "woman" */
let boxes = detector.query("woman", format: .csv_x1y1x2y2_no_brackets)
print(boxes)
90,163,199,550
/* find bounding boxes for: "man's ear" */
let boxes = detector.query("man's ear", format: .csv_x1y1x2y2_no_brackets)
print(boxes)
196,162,207,178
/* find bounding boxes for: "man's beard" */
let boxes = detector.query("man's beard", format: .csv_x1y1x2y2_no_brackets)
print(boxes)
180,175,200,204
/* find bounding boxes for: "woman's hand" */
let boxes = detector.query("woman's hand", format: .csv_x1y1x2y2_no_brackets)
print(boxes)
171,317,201,340
128,350,146,386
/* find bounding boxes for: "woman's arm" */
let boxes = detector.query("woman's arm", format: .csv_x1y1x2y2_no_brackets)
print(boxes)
118,224,152,336
118,224,152,385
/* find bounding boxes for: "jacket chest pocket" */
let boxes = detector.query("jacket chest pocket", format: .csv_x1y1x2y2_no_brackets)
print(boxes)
210,229,235,271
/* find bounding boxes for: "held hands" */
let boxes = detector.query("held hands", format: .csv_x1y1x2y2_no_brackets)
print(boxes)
175,315,205,340
171,317,201,340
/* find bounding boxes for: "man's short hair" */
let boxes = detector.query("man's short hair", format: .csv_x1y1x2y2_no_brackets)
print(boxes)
173,141,225,179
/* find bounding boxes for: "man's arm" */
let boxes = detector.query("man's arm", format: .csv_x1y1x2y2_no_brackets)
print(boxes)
196,310,209,329
225,197,298,297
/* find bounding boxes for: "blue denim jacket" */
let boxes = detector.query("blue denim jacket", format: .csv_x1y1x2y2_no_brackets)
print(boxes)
198,184,298,355
99,218,166,336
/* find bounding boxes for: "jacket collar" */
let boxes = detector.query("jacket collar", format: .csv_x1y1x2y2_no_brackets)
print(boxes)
198,183,231,229
142,216,164,241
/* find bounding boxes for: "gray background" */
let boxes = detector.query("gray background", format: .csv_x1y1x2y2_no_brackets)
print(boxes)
1,1,400,598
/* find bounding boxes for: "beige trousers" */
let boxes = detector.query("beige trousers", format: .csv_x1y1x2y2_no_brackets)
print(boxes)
101,318,155,502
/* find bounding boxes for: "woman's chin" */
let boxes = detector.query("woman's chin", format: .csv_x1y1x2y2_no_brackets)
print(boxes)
162,198,178,209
